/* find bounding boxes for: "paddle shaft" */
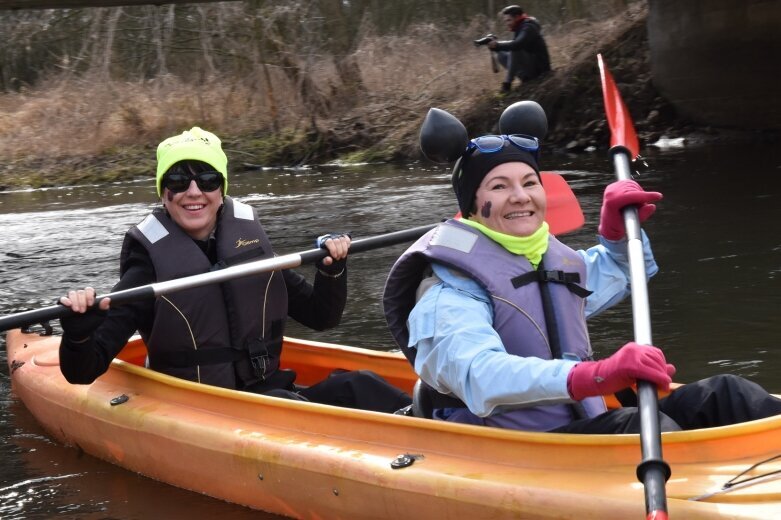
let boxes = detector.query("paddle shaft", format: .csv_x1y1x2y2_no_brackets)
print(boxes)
0,224,436,333
597,53,669,518
610,146,669,516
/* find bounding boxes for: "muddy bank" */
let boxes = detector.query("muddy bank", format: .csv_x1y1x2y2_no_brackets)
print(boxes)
0,7,775,192
420,9,778,158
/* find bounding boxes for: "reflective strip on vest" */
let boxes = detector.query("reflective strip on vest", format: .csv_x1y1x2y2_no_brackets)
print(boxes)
232,200,255,221
429,223,478,253
137,214,169,244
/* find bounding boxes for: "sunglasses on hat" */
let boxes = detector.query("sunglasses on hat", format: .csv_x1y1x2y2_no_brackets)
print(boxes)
162,170,224,194
453,133,541,186
465,134,540,158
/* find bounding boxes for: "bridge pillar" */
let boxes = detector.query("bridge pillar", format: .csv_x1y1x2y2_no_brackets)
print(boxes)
648,0,781,130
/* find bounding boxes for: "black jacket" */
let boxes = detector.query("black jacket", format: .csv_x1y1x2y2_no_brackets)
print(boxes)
59,222,347,385
494,17,551,82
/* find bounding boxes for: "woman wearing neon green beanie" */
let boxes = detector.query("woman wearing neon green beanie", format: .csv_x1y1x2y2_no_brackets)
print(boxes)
56,127,411,412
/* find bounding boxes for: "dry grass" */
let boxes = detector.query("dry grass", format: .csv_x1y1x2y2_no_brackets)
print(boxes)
547,4,645,70
0,6,643,164
0,71,305,159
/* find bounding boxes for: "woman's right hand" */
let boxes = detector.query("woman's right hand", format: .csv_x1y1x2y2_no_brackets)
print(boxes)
59,287,110,342
567,342,676,400
60,287,111,313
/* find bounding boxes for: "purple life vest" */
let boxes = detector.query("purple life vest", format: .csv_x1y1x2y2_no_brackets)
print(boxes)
383,219,606,431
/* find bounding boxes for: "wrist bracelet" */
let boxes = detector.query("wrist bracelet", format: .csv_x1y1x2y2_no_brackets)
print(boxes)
317,268,345,279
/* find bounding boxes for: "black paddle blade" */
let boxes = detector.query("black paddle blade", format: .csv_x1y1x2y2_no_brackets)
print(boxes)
498,100,548,140
419,108,469,163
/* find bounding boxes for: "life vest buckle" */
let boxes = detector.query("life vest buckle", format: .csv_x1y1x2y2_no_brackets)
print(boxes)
247,338,270,381
543,270,566,283
251,355,269,380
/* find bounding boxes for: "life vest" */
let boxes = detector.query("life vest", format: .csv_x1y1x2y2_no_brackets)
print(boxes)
383,219,606,431
120,197,288,389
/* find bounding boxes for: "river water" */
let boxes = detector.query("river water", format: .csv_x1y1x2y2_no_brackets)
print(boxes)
1,143,780,518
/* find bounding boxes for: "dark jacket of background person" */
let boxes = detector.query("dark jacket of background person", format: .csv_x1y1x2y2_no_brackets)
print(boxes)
493,16,551,85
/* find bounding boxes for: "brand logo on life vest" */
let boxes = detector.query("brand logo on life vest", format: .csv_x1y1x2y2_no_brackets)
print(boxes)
236,238,260,248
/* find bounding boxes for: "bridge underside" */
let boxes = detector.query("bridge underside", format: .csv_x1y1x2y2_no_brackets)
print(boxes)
0,0,226,8
648,0,781,130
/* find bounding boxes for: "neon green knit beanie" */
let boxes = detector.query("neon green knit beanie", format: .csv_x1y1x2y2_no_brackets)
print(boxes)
156,127,228,196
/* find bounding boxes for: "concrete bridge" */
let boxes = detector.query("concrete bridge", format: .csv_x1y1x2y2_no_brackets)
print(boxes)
0,0,222,7
2,0,779,130
648,0,780,130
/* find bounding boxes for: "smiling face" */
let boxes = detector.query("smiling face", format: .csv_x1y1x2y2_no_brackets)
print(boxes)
470,161,547,237
162,170,223,241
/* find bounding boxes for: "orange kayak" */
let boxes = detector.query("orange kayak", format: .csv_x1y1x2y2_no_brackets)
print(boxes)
7,328,781,519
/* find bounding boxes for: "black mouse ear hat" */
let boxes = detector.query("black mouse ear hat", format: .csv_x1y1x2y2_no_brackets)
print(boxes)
419,101,549,216
419,108,469,164
499,100,548,138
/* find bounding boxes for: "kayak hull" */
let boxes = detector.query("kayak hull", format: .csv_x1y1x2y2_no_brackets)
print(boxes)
7,329,781,519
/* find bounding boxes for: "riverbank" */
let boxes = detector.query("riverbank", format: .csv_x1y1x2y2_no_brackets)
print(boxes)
0,3,773,192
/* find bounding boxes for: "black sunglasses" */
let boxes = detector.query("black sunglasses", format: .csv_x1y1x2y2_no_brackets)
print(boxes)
162,170,224,194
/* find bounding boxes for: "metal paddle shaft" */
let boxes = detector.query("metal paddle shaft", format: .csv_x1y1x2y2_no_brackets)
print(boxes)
598,53,670,519
0,224,437,333
611,147,670,518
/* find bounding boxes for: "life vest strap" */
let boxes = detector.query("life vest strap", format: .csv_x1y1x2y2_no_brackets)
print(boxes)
247,319,285,380
153,345,246,368
153,319,283,372
511,269,593,298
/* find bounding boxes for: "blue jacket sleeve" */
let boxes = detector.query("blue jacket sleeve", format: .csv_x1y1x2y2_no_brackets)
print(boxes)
579,229,658,319
407,264,577,417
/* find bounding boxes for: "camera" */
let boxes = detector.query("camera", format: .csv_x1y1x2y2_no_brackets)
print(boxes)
473,34,496,47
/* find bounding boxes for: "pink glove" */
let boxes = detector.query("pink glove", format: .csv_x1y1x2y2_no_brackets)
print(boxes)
567,342,676,401
598,180,663,241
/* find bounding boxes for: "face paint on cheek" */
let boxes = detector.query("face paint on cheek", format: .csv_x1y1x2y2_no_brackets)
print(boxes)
481,201,492,219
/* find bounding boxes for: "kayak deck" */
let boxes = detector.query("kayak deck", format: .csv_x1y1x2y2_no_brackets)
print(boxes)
7,329,781,519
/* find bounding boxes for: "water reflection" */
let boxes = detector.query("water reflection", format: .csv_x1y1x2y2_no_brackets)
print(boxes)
1,145,780,517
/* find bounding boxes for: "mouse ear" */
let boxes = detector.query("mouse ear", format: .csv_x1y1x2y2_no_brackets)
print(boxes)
498,100,548,140
419,108,469,163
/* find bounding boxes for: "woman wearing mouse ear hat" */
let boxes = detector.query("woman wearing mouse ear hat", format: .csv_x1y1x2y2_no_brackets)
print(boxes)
382,102,675,433
385,103,781,433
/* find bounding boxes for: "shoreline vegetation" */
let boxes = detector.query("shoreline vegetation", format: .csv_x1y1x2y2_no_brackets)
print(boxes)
0,2,771,191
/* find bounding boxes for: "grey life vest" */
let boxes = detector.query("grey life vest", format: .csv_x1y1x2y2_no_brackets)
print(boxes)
383,219,606,431
121,197,288,389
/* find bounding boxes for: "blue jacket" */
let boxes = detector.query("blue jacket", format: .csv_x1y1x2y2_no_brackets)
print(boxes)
406,231,657,423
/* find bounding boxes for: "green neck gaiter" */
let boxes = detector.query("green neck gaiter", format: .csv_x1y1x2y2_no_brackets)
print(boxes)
459,218,549,268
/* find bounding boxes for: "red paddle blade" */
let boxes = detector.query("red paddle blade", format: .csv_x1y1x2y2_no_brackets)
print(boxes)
541,172,584,235
597,53,640,159
453,172,584,236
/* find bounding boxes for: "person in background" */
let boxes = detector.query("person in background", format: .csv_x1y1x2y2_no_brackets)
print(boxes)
383,132,781,433
486,5,551,93
58,127,410,413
